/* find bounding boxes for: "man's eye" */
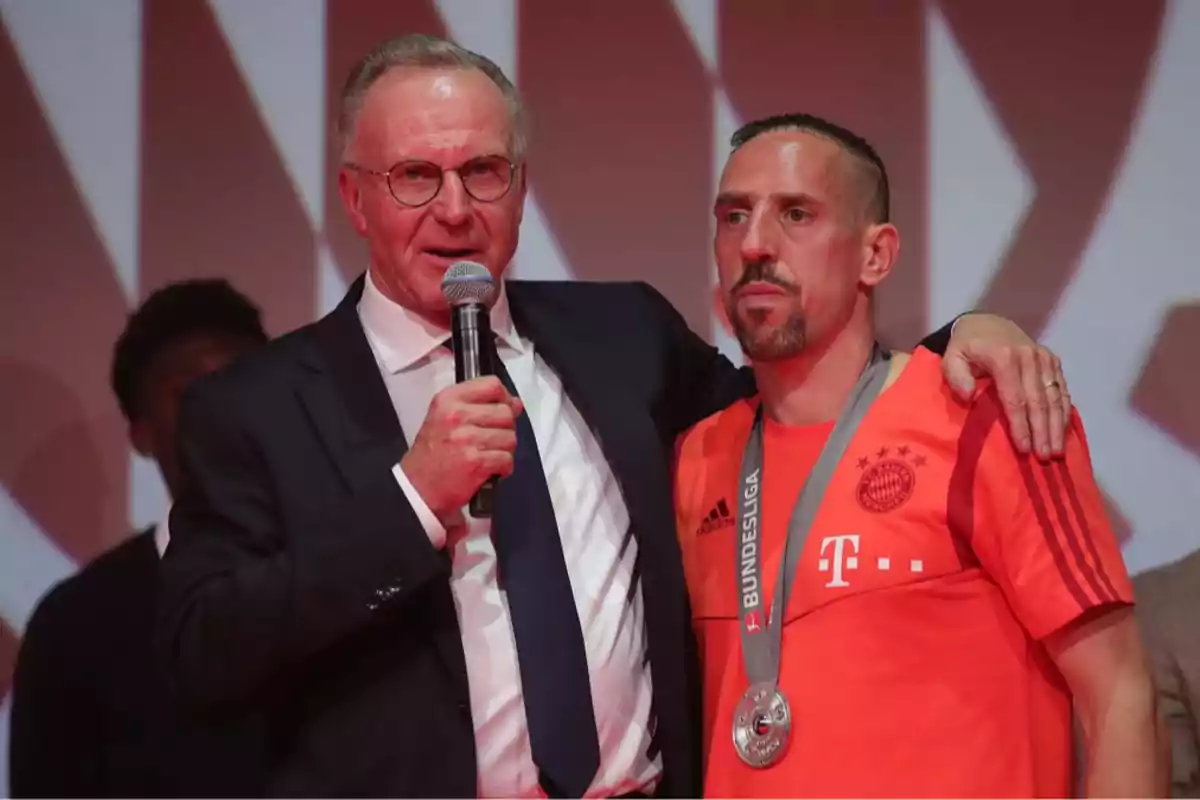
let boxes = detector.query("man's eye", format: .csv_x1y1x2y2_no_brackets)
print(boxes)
784,208,809,222
724,210,748,224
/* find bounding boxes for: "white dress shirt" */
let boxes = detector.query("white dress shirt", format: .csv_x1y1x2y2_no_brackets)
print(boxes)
154,515,170,558
357,272,660,798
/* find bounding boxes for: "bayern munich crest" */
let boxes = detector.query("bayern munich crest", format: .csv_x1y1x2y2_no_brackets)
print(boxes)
855,445,926,513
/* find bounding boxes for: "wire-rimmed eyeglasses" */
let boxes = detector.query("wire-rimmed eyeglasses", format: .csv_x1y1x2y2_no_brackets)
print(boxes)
343,155,516,208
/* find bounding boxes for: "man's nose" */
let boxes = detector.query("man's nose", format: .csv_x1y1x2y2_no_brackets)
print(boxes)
431,171,471,227
740,211,777,263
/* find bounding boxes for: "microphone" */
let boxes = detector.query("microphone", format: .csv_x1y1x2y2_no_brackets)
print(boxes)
441,261,500,518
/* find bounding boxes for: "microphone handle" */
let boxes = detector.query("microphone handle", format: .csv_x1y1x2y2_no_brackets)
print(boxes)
470,478,498,518
451,302,498,518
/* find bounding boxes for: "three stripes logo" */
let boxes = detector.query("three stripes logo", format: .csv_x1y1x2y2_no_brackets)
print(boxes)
698,498,735,535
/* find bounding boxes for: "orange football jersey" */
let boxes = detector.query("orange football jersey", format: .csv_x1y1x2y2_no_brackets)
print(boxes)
674,347,1133,798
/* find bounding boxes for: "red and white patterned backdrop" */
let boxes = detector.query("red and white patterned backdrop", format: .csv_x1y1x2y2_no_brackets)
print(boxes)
1,1,1197,790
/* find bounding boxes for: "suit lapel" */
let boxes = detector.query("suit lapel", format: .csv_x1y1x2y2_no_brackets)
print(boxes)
297,276,408,494
507,285,671,550
296,276,470,703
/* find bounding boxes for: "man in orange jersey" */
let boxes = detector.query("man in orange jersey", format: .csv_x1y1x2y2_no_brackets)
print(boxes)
673,112,1167,797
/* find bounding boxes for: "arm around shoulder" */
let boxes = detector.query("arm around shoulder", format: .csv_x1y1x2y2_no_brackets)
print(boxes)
636,282,753,433
157,379,450,715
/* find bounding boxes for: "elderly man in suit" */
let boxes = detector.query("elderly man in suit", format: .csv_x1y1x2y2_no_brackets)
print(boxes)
156,33,1076,797
1136,550,1200,797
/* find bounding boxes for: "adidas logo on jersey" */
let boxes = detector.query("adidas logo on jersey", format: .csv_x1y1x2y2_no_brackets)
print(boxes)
697,498,735,535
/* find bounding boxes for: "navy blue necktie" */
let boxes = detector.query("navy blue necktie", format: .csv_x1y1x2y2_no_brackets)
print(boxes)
483,340,600,797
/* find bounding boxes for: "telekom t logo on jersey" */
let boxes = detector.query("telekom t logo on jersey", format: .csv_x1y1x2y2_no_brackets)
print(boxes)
818,534,926,588
818,535,860,588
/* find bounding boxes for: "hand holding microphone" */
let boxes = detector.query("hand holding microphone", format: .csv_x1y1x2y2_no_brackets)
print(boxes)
399,262,518,523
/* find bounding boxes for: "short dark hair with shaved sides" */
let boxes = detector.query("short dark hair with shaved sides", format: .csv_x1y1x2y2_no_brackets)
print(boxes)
731,112,890,224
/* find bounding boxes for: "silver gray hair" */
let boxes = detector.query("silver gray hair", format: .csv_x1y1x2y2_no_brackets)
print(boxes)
336,33,530,162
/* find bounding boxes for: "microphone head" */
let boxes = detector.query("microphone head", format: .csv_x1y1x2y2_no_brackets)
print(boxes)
441,261,497,307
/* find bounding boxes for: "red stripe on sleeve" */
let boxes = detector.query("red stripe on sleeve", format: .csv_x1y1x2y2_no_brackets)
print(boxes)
1015,457,1093,610
1040,463,1112,604
1056,461,1122,603
946,394,1000,568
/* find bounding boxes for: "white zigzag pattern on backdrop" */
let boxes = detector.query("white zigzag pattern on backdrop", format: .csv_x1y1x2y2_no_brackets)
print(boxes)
2,2,1199,794
1044,0,1200,575
0,0,142,305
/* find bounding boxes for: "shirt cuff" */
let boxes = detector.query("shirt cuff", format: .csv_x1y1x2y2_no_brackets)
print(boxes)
950,312,967,337
391,463,448,550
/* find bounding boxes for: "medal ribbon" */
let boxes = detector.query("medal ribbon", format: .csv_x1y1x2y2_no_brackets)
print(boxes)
735,345,891,689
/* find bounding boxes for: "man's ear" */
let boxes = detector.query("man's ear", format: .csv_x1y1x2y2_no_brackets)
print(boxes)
712,284,734,337
859,222,900,288
516,161,529,193
513,163,529,226
337,167,369,236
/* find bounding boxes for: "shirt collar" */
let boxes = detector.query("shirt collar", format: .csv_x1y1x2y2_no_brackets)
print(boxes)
358,268,523,374
154,514,170,559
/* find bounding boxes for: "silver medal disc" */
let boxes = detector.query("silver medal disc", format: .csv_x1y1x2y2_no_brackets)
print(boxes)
731,681,791,768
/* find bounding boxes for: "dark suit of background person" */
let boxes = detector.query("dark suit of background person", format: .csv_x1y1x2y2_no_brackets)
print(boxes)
156,270,962,797
8,280,267,798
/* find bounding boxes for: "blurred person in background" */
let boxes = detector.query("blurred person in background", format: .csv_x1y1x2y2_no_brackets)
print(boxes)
9,279,268,798
1135,548,1200,796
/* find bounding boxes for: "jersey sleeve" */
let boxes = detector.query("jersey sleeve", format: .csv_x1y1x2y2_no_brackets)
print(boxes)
961,391,1134,641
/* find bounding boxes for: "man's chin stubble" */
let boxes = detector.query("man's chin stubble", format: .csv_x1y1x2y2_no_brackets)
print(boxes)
735,326,807,362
